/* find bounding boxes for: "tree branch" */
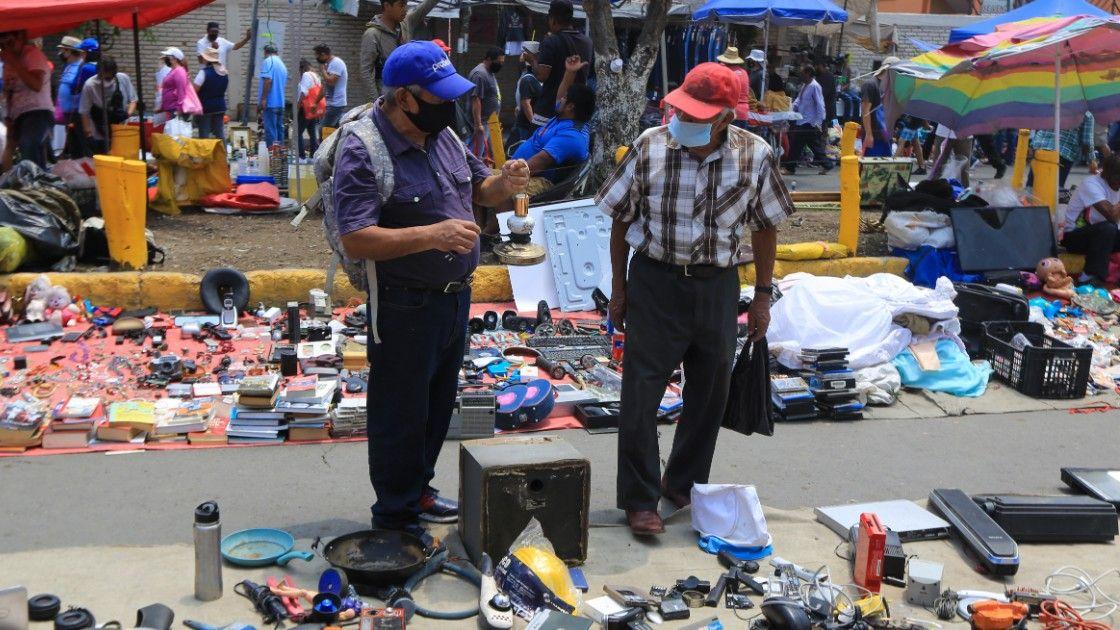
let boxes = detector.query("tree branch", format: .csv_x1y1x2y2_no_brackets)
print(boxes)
629,0,672,78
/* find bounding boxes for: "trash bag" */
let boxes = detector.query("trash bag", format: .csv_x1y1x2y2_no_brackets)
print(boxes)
722,338,774,437
0,161,82,269
78,217,165,266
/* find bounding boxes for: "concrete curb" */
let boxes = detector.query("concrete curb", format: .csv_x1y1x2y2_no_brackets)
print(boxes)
2,257,910,310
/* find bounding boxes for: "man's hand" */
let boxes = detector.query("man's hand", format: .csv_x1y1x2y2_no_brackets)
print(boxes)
501,159,530,194
608,285,627,332
746,297,771,342
564,55,588,74
428,219,481,255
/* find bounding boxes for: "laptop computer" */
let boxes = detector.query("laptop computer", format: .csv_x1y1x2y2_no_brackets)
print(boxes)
1062,467,1120,509
815,500,951,542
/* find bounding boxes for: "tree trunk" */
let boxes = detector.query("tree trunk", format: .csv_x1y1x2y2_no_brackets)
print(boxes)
584,0,671,189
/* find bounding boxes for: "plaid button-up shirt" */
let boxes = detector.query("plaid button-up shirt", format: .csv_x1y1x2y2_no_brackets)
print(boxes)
596,125,794,266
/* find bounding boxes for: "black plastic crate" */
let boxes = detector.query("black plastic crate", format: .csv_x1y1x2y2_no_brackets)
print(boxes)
983,321,1091,399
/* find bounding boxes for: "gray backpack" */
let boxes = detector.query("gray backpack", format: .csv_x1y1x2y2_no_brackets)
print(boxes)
307,104,394,299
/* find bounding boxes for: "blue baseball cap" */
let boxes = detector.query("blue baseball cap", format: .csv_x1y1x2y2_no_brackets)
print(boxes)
382,40,474,101
79,37,99,52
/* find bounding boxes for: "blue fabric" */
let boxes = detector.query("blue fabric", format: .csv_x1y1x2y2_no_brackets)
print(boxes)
948,0,1107,42
698,536,773,560
58,61,82,113
692,0,847,26
892,338,991,397
259,56,288,108
511,117,590,182
890,246,983,288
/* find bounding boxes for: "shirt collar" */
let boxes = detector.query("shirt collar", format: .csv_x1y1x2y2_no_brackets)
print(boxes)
372,98,424,156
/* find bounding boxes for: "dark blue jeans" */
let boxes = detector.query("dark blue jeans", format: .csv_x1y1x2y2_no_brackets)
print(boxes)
367,285,470,529
12,110,53,168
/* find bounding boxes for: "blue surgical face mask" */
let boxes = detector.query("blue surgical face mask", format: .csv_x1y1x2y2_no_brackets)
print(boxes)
668,114,713,148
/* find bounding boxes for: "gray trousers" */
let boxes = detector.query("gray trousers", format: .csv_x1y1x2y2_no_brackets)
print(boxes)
617,254,740,511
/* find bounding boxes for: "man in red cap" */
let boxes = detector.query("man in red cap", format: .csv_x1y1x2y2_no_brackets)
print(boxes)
597,62,794,536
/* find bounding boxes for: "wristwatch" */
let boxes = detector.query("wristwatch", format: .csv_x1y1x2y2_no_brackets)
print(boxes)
755,285,774,295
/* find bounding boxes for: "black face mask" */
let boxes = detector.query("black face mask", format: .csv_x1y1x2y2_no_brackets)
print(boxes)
405,96,457,135
490,62,503,74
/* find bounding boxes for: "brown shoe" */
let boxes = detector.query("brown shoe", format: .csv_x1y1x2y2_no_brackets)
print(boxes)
661,476,691,509
626,509,665,535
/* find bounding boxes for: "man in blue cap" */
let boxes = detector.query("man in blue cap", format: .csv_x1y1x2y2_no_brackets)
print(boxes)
334,41,529,535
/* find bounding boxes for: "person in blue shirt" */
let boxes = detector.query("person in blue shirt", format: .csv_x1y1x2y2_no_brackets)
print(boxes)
479,81,593,235
55,36,88,157
257,44,288,146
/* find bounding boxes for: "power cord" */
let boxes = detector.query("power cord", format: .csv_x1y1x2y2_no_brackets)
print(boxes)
1043,566,1120,622
1039,599,1111,630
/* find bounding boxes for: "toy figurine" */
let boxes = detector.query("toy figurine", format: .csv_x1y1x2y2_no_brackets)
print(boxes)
23,275,51,322
44,285,81,327
1036,257,1076,300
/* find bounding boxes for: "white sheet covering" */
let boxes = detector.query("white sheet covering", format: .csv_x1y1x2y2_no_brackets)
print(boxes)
769,273,960,369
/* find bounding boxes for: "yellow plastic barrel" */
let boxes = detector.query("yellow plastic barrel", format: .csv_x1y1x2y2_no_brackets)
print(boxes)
288,163,318,202
94,155,148,269
1031,149,1059,214
109,124,140,159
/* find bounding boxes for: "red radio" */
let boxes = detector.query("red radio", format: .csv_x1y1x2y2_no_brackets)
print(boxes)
854,512,886,593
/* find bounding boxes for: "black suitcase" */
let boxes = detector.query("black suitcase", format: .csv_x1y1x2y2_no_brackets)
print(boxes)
973,494,1118,543
954,283,1029,355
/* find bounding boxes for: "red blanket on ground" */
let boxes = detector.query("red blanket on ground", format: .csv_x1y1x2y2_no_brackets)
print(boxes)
199,182,280,210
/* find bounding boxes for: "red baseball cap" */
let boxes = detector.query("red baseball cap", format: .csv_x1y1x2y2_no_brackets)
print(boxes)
663,62,739,120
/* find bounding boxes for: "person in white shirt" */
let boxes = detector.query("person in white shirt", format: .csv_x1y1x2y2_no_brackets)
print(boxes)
296,58,322,157
154,64,170,111
1060,154,1120,285
196,21,251,67
314,43,347,128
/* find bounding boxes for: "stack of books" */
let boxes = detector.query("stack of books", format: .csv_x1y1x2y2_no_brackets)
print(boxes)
771,376,817,421
275,378,337,416
801,348,863,421
227,407,287,443
237,373,282,409
0,401,47,451
331,397,366,438
99,400,156,442
43,396,102,449
155,398,216,438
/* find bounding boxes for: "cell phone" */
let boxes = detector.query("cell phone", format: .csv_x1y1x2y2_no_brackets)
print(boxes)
61,331,84,343
604,585,656,609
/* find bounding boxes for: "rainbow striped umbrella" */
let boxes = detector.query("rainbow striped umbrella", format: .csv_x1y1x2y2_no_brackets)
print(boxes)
890,15,1120,138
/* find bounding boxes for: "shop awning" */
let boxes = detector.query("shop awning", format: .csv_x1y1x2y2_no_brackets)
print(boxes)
0,0,217,38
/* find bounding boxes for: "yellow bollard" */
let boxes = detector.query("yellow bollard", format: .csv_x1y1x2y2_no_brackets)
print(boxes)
838,155,861,254
1011,129,1030,189
841,121,860,157
487,111,506,168
109,124,140,159
1031,149,1060,214
94,155,149,270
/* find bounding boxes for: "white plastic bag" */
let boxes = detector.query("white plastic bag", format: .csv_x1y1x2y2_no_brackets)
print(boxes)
884,210,954,250
691,484,771,548
162,116,194,139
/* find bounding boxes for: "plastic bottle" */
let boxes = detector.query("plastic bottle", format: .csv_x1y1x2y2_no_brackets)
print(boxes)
194,501,223,601
257,140,270,175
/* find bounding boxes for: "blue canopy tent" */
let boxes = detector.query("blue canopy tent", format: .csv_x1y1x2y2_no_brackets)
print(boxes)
948,0,1109,42
692,0,847,94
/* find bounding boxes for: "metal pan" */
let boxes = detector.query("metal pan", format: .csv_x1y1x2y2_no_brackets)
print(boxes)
319,529,427,590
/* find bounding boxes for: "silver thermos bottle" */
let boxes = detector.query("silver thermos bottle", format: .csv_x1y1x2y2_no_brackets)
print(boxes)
193,501,223,601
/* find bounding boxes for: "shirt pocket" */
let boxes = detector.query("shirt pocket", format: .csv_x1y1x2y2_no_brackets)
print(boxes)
711,175,751,229
387,181,436,222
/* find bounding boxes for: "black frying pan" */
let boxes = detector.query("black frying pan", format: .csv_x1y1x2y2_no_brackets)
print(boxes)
319,530,428,590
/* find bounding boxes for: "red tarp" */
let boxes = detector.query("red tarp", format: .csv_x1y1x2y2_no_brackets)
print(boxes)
1,0,217,38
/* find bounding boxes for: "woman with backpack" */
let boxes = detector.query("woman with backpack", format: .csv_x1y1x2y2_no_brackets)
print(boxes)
193,48,229,141
296,58,325,158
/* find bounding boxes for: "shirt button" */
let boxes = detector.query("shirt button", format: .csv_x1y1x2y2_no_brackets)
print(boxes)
413,197,419,202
